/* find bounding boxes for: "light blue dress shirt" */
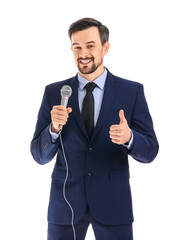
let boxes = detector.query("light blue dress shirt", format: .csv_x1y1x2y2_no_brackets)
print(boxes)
50,68,133,149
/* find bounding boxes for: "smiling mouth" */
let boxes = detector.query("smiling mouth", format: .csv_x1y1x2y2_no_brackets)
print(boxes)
79,58,93,65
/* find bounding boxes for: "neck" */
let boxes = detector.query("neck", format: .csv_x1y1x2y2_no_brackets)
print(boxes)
79,65,105,82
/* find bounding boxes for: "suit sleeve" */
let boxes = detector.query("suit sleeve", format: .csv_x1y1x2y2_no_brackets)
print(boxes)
129,84,159,163
30,86,60,165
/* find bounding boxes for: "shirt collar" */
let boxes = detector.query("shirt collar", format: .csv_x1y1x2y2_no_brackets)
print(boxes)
78,68,107,91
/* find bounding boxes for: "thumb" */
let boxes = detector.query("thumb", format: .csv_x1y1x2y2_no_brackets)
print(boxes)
67,107,72,114
119,109,127,125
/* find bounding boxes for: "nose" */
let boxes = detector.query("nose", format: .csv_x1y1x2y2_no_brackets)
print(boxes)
79,48,90,59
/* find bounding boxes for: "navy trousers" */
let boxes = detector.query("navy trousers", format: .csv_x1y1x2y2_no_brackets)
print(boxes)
48,212,133,240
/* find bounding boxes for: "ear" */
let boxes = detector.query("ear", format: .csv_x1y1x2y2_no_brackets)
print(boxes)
103,41,110,55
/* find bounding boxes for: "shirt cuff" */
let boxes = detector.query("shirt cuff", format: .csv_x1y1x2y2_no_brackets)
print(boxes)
123,130,134,150
49,124,61,142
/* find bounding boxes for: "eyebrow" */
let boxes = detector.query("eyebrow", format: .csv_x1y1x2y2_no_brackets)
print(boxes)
86,41,96,44
72,41,96,46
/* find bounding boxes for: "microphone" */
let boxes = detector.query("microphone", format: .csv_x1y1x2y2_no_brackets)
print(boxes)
60,85,72,107
59,85,72,129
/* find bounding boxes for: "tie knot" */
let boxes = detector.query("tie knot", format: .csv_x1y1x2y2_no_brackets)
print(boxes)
85,82,96,93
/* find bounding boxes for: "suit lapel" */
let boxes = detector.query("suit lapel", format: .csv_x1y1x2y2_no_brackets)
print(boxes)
91,71,118,141
69,75,89,139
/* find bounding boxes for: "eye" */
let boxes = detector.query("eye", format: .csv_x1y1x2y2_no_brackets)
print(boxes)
88,45,94,49
74,46,81,50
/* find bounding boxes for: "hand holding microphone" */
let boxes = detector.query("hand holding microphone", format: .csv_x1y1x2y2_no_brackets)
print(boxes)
51,85,72,133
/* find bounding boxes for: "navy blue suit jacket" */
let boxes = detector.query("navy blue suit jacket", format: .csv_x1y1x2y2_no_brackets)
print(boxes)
31,70,159,225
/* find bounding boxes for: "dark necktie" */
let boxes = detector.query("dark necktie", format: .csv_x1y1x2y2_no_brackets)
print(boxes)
82,82,96,139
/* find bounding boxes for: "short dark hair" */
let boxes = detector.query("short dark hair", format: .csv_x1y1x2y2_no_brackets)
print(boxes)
68,17,109,45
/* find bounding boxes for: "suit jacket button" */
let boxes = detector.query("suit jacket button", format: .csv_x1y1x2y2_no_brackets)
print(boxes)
44,142,50,150
134,152,141,157
88,148,93,152
87,172,92,177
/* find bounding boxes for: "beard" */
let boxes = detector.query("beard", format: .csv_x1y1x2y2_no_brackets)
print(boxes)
77,57,103,75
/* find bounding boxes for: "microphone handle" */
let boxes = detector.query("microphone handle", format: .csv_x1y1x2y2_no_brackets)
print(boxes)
61,96,69,107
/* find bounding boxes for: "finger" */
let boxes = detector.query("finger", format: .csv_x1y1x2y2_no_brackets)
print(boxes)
110,124,121,130
52,106,72,116
110,136,121,142
52,115,68,124
111,138,122,145
51,110,67,118
119,109,126,124
53,105,67,111
109,130,124,136
67,107,72,114
52,114,68,121
110,131,124,139
110,125,124,132
51,110,69,120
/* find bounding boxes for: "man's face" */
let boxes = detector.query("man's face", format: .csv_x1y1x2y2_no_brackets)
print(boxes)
71,27,109,75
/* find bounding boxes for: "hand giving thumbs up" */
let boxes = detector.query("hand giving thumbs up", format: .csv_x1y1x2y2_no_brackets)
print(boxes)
109,110,132,145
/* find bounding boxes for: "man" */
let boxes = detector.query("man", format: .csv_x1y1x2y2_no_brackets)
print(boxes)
31,18,159,240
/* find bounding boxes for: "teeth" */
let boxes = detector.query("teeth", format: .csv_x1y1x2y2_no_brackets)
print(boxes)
80,59,92,64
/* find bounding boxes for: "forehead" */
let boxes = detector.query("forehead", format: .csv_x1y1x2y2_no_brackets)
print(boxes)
71,26,101,45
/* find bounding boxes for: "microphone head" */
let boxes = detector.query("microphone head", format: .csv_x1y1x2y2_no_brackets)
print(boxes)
60,85,72,97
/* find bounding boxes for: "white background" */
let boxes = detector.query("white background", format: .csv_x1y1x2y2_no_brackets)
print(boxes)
0,0,189,239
